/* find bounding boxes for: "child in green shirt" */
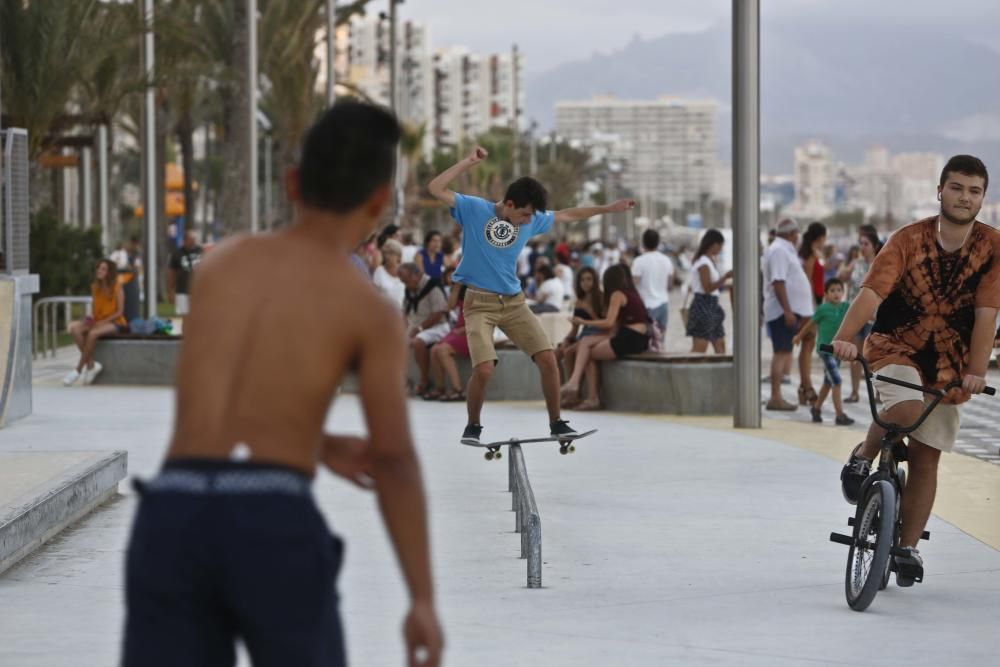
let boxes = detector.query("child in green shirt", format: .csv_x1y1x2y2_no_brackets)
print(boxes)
793,278,855,425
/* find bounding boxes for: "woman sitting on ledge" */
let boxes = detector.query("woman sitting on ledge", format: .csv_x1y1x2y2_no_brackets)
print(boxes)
559,263,651,410
63,259,128,386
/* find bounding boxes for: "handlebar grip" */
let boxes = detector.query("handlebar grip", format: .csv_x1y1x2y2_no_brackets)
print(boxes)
818,343,834,353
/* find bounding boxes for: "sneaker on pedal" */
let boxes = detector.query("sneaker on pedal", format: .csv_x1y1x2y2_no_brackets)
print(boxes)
550,419,578,438
894,546,924,587
461,423,483,445
840,444,872,505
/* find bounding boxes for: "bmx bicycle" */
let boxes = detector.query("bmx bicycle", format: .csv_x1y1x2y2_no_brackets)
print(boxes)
822,343,995,611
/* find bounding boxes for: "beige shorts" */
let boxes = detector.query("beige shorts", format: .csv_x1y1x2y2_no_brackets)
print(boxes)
874,364,961,452
463,290,553,367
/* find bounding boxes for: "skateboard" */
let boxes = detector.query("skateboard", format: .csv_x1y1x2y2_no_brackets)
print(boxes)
461,429,598,461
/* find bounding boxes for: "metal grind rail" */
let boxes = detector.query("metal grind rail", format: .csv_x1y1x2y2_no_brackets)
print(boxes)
507,444,542,588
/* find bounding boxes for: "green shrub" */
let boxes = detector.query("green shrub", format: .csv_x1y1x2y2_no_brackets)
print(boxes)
29,208,105,299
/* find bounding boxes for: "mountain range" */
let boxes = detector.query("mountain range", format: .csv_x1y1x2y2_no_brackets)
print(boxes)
526,18,1000,173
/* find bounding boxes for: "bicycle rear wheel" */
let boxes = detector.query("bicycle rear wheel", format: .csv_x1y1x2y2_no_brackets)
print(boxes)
845,480,895,611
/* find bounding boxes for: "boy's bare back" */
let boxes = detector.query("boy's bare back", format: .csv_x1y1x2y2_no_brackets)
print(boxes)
167,229,407,475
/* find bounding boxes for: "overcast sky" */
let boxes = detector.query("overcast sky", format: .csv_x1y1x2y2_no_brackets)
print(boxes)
398,0,1000,74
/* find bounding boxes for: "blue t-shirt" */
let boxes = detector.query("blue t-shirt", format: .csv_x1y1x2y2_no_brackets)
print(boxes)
450,193,555,294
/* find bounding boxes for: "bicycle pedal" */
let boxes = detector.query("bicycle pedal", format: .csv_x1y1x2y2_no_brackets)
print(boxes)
829,532,854,546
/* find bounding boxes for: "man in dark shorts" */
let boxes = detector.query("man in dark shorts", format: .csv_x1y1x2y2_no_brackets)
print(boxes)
427,145,635,444
831,155,1000,586
762,218,815,410
122,102,443,667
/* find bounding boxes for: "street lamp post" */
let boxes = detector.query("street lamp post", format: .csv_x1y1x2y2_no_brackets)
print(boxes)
732,0,761,428
142,0,158,318
326,0,337,106
248,0,259,235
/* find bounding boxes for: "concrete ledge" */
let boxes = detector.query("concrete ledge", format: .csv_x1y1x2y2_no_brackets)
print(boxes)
93,338,180,385
600,360,734,414
0,450,127,575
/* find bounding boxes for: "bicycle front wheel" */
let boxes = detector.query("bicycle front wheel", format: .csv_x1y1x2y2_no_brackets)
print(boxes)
845,480,895,611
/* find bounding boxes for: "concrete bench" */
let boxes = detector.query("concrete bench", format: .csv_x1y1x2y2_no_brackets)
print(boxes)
91,336,734,415
92,336,181,385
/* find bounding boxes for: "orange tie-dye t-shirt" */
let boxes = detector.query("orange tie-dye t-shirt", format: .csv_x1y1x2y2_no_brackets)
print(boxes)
861,217,1000,403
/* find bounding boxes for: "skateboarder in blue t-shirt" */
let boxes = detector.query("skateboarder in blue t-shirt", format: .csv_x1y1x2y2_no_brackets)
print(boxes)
428,146,636,444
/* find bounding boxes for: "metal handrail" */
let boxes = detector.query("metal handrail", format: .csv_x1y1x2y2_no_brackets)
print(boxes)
508,444,542,588
32,296,92,359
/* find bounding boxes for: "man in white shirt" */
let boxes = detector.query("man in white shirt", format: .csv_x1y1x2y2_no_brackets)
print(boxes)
631,229,675,335
763,218,815,410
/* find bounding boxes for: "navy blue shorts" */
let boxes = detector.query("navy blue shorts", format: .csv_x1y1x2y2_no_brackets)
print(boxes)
122,460,346,667
767,315,800,353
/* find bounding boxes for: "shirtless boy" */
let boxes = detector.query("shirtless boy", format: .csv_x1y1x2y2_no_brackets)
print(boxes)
122,102,443,667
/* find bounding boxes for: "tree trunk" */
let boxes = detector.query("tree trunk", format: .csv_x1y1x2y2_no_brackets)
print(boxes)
177,117,196,239
217,0,251,237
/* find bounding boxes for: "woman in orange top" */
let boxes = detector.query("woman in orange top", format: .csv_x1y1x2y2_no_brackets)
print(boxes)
63,259,128,386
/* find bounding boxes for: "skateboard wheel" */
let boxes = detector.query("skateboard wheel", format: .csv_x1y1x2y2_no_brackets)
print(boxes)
559,447,568,455
495,451,502,460
484,451,493,461
568,445,576,453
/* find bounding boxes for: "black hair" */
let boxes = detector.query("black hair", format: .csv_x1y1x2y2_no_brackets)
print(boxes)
940,154,988,192
535,264,555,281
601,263,634,308
377,223,400,248
824,277,844,292
858,224,883,255
642,228,660,251
297,101,401,213
423,230,441,247
503,177,548,211
693,229,725,262
798,222,827,260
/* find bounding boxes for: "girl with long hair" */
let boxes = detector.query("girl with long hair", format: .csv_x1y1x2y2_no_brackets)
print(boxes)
63,259,128,386
560,264,650,410
685,229,732,353
557,267,606,406
415,230,445,280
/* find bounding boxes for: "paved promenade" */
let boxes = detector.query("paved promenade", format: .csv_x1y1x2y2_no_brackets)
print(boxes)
1,362,998,665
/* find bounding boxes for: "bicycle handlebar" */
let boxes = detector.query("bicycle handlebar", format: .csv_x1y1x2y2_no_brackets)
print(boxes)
817,343,995,434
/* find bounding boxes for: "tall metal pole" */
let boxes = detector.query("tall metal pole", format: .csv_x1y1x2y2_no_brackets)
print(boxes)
248,0,259,234
81,145,93,229
143,0,158,318
511,44,520,175
325,0,337,106
264,134,273,230
97,125,110,251
388,0,402,224
732,0,761,428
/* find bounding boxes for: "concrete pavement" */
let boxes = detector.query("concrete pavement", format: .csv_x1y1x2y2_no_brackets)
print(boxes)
0,380,998,666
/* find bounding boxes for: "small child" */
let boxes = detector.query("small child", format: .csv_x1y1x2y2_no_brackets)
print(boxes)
793,277,856,426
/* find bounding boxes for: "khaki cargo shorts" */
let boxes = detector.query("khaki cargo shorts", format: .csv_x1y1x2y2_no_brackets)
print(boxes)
874,364,961,452
463,289,553,367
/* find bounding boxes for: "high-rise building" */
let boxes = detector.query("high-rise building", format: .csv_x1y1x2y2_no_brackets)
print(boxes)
788,141,835,220
554,96,716,211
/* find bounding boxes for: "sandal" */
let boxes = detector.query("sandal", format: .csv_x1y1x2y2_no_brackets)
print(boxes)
798,385,818,406
422,390,443,401
440,391,466,402
844,393,860,404
560,395,579,410
766,398,798,411
560,384,579,400
574,398,602,411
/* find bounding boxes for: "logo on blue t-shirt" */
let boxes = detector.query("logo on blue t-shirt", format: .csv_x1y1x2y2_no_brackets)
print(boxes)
485,218,518,248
